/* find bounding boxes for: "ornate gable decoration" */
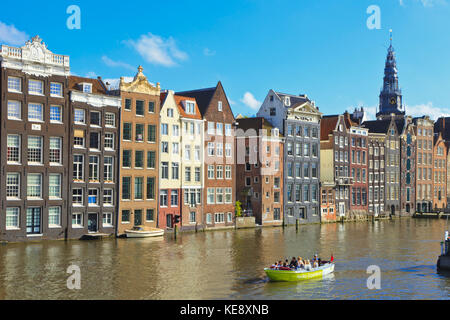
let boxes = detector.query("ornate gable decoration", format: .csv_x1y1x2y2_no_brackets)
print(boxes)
0,35,70,77
120,66,160,95
288,101,322,123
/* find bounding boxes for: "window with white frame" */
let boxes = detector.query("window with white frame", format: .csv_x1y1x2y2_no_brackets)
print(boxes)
49,207,61,227
195,146,200,160
8,77,21,92
215,213,225,223
72,188,83,205
27,136,43,164
72,212,83,226
208,122,215,135
50,82,63,97
8,101,21,120
216,165,223,179
207,188,215,204
216,188,224,204
74,109,85,124
73,155,84,181
218,101,223,111
103,212,113,226
7,135,20,163
105,133,114,150
161,123,168,135
88,188,99,206
185,145,191,160
28,103,43,121
103,189,113,206
172,142,179,154
208,165,214,179
89,156,99,181
49,137,62,164
27,173,42,199
74,135,84,148
216,143,223,156
50,105,62,122
185,101,195,114
28,79,43,95
189,211,196,223
49,173,62,199
225,143,232,157
206,213,212,224
6,173,20,199
6,207,20,229
104,157,114,182
225,124,232,136
227,212,233,223
82,83,92,93
225,187,232,203
225,165,231,179
172,125,179,136
105,113,115,127
208,142,214,156
216,123,223,135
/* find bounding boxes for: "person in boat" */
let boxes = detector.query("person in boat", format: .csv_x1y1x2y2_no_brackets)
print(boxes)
304,259,312,271
313,260,319,269
271,262,277,269
289,257,298,269
297,257,304,269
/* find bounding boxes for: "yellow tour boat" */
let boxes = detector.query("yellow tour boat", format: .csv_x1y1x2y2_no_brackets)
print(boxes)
264,263,335,282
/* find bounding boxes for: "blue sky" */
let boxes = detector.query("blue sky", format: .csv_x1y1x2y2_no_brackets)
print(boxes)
1,0,450,119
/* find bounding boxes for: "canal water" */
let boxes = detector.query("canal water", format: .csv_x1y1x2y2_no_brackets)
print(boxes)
1,218,450,300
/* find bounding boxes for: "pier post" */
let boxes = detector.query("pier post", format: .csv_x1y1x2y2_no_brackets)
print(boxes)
296,219,298,232
174,225,177,240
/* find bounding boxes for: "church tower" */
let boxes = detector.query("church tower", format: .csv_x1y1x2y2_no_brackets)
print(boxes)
377,30,405,119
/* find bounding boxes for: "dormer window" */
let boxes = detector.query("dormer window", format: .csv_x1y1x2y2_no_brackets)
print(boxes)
273,128,279,137
218,101,223,112
185,101,196,115
285,97,290,106
82,83,92,93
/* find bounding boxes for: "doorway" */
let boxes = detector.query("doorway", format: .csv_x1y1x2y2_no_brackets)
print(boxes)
88,213,98,233
167,214,173,228
26,207,41,234
134,209,142,226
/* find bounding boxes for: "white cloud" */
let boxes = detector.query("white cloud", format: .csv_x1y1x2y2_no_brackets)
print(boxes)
347,102,450,121
0,21,28,46
240,92,261,110
101,56,135,71
399,0,446,7
125,33,187,67
103,77,134,90
203,48,216,56
85,71,97,78
405,102,450,120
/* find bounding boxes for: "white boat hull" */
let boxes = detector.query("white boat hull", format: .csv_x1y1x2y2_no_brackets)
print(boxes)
125,229,164,238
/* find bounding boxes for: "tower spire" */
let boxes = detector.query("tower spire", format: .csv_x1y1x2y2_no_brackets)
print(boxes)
390,29,393,47
377,29,405,119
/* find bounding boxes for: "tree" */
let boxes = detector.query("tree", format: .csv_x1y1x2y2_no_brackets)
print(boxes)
235,201,243,217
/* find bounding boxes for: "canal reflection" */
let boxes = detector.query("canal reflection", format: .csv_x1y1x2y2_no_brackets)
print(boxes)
1,218,450,299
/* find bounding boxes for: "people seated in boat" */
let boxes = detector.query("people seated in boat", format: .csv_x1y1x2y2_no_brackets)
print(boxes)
304,259,312,270
313,260,319,268
270,262,277,269
289,257,298,269
297,257,304,269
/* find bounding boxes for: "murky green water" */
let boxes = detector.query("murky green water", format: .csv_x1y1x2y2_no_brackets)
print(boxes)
1,218,449,299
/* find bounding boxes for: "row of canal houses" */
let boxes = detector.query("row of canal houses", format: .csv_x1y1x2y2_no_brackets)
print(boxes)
0,36,449,242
